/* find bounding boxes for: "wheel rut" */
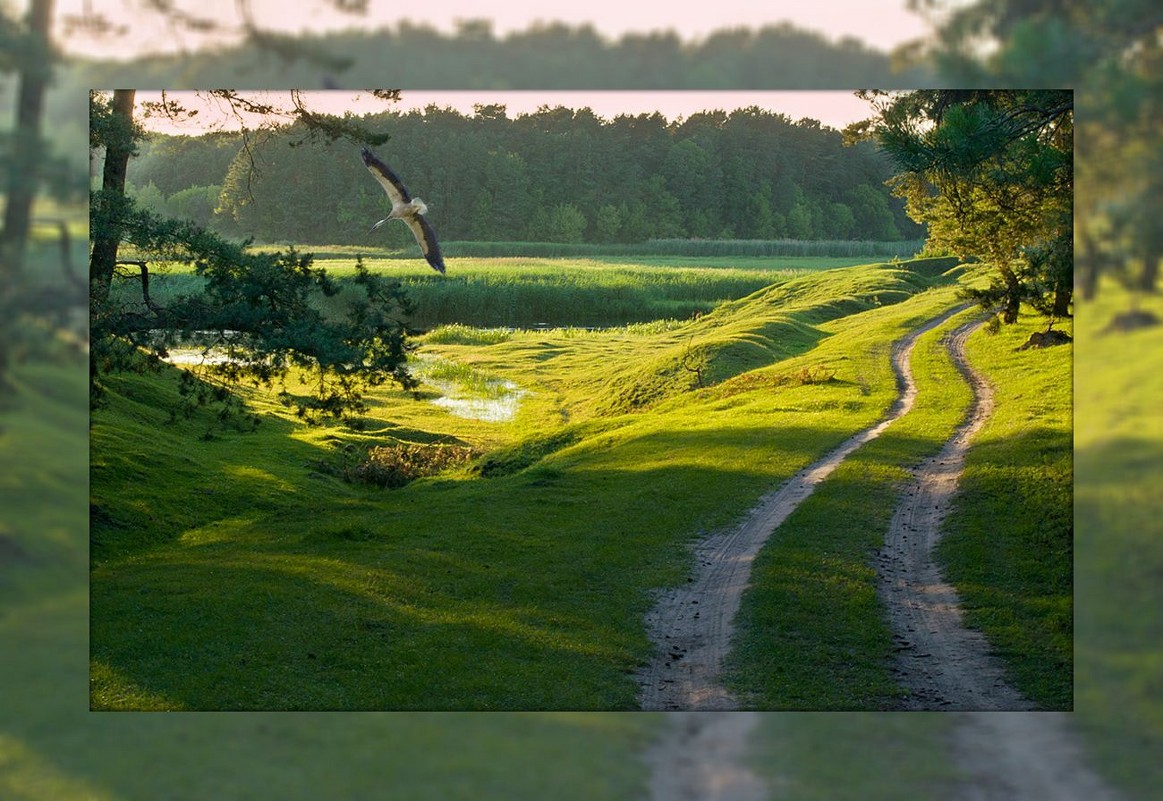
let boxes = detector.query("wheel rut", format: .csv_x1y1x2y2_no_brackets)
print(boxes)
950,712,1126,800
636,305,969,711
643,712,768,801
877,319,1032,710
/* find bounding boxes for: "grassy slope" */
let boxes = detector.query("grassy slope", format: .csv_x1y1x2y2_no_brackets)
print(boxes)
91,258,967,710
1073,282,1163,800
92,256,1072,713
1,361,659,800
936,313,1073,709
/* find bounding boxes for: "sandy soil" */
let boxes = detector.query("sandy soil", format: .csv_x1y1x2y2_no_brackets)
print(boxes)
950,713,1126,800
877,319,1033,710
636,306,969,710
643,712,768,801
640,711,1127,801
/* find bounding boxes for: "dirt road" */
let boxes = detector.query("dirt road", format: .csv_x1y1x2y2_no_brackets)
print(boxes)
643,712,768,801
636,306,969,711
638,311,1123,799
951,712,1126,800
640,711,1126,800
876,319,1033,710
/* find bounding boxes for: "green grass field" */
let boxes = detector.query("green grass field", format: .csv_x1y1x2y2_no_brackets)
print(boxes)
3,240,661,798
748,713,960,799
87,252,1073,713
110,251,883,329
1073,281,1163,800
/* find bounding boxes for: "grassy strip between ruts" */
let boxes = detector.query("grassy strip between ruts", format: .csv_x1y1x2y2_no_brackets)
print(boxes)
723,305,978,709
748,713,961,800
1073,280,1163,801
936,312,1073,710
90,259,965,710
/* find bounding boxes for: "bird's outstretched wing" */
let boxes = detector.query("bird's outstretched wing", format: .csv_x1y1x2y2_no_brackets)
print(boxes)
405,214,446,274
361,147,445,274
361,147,411,206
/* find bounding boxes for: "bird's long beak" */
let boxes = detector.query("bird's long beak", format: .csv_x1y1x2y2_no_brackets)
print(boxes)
369,218,388,233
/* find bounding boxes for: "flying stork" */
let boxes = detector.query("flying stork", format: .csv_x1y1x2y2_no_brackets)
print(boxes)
361,147,446,274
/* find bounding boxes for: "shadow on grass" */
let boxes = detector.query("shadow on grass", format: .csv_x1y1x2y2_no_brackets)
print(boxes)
91,408,879,710
1073,435,1163,799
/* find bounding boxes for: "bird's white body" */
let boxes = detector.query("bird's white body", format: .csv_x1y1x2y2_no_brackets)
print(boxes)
371,198,429,229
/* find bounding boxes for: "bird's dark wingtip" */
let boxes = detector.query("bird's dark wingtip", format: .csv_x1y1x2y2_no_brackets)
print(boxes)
360,146,374,163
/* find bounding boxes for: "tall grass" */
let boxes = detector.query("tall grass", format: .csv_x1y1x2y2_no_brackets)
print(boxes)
247,239,924,260
437,239,926,260
118,256,807,329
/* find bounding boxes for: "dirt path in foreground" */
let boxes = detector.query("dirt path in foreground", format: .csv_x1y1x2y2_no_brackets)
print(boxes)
640,711,1127,801
636,306,969,711
951,713,1126,800
643,712,768,801
877,319,1033,710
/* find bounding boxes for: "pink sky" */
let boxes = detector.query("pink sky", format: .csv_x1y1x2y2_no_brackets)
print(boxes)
55,0,943,58
133,90,883,135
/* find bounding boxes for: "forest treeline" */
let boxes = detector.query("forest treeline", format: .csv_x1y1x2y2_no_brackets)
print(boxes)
25,19,939,214
71,20,935,90
125,103,921,247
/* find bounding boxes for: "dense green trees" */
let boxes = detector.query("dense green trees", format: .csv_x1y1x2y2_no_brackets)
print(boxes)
851,90,1072,331
70,19,934,90
131,102,918,247
903,0,1160,302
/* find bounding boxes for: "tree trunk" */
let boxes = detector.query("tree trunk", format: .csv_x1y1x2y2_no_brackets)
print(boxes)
1076,227,1100,300
1052,283,1073,320
0,0,54,276
88,89,136,306
999,262,1023,324
1139,241,1160,294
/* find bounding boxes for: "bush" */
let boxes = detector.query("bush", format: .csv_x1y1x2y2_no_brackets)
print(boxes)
339,442,477,488
717,365,837,398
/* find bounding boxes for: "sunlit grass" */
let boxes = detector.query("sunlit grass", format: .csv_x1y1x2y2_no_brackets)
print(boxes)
1073,280,1163,800
724,301,978,708
87,256,1065,711
937,311,1073,709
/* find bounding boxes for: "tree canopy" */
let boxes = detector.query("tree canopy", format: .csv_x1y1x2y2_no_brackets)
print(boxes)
899,0,1160,301
851,89,1072,331
124,102,920,247
89,90,418,424
67,19,934,90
